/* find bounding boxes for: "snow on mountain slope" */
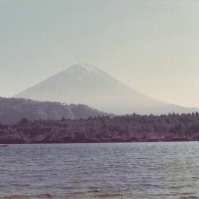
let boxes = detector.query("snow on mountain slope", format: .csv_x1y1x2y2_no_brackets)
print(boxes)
15,63,199,115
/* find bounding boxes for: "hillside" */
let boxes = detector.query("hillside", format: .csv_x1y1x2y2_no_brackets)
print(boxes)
0,97,107,124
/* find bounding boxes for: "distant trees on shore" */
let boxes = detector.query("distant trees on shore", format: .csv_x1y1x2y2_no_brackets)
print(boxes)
1,113,199,143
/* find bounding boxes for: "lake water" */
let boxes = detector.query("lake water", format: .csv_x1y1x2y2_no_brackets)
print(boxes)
1,142,199,199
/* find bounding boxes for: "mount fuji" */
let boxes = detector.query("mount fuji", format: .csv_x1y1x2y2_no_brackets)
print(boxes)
15,63,198,115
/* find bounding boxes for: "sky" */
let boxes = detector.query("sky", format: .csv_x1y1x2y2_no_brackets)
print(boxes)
1,0,199,108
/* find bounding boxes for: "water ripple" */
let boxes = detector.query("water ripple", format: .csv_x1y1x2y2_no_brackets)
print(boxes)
1,142,199,198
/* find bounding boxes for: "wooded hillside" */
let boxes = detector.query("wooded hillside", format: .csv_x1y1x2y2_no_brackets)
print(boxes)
0,97,107,124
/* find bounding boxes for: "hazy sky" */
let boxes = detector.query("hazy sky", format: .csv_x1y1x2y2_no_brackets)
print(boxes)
1,0,199,108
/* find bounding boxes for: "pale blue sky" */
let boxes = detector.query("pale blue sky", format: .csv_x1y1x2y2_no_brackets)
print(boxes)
1,1,199,107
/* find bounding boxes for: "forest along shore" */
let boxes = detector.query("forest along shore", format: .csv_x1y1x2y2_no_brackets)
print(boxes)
0,113,199,144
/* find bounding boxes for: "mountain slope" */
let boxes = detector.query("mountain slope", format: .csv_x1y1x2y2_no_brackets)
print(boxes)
15,63,199,115
0,97,107,124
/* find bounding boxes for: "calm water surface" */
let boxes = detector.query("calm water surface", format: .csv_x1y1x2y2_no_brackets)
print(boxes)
1,142,199,199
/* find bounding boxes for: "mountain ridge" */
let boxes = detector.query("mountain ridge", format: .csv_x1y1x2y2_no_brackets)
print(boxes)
15,63,199,115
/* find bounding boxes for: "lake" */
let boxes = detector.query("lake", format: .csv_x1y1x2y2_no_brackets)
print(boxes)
0,142,199,199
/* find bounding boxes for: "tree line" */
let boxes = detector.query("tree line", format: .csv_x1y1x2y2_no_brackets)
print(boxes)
0,113,199,143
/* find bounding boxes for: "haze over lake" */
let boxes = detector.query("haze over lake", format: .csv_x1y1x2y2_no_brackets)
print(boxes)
1,1,199,199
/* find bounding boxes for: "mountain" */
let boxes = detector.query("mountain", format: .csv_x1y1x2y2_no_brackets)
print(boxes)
15,63,199,115
0,97,107,124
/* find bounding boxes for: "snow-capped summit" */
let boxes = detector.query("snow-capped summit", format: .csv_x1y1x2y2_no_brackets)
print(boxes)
15,63,199,115
70,63,98,73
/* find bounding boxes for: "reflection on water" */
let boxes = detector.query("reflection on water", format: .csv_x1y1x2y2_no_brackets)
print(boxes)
1,142,199,198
